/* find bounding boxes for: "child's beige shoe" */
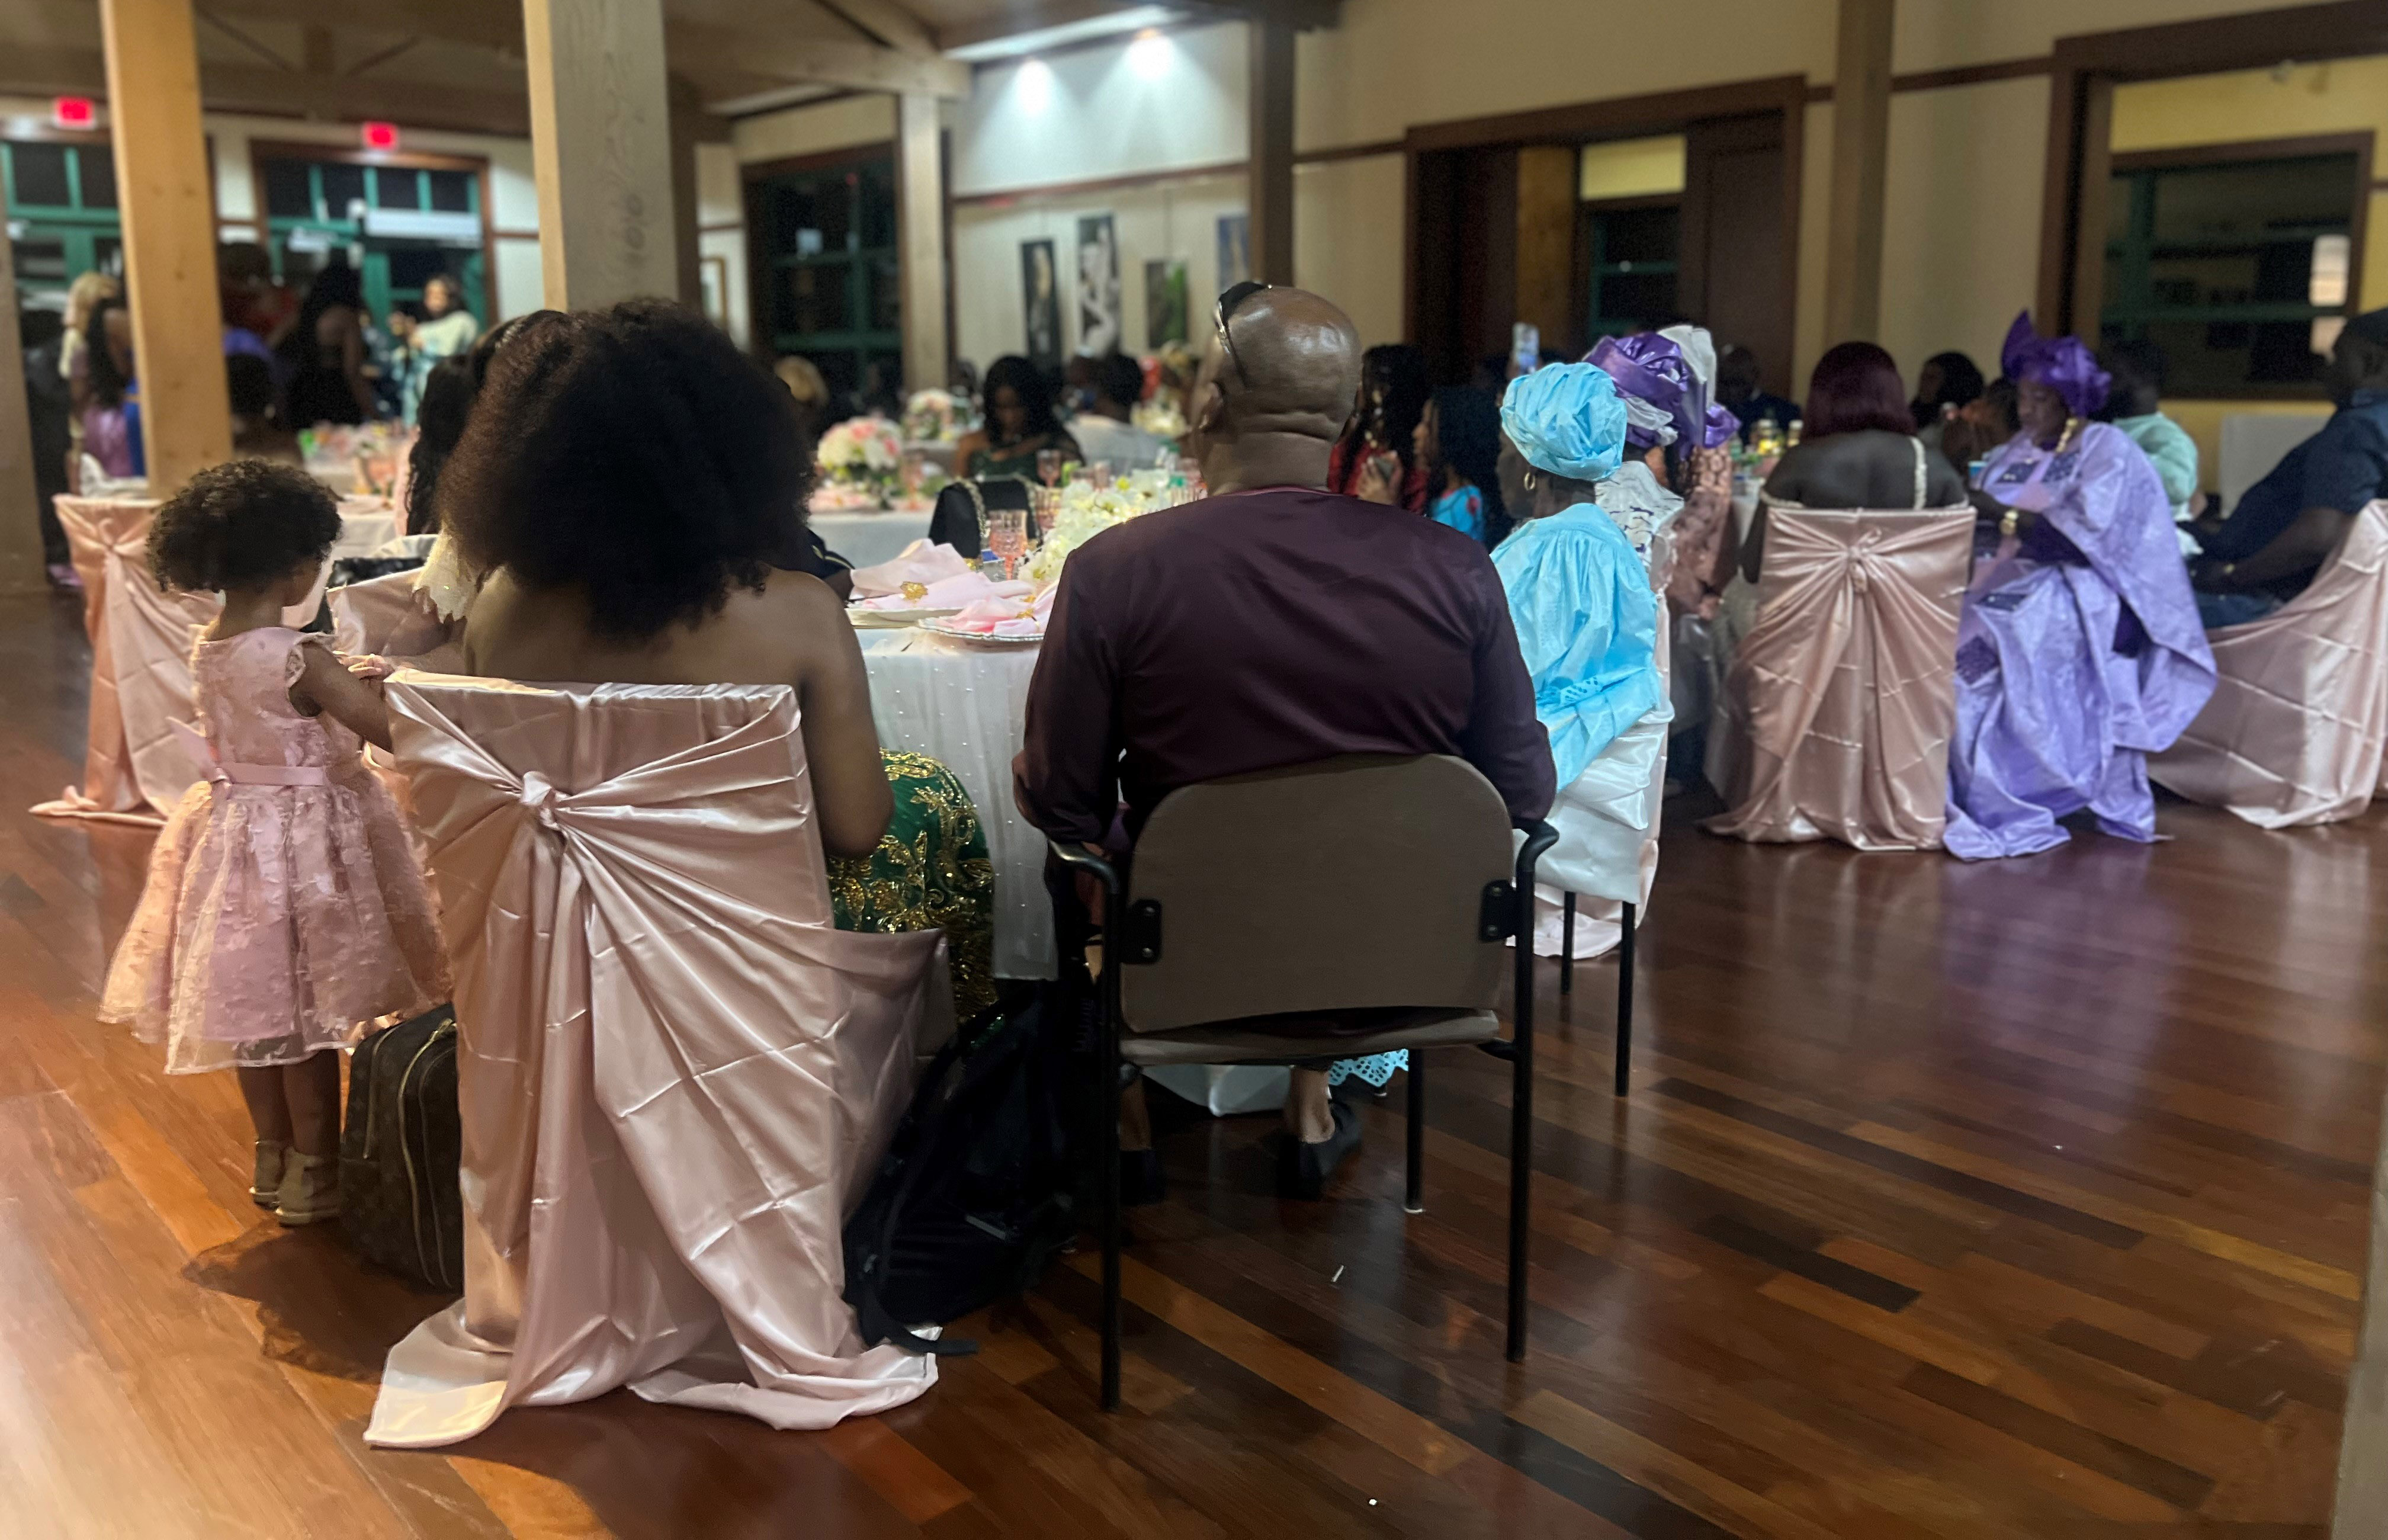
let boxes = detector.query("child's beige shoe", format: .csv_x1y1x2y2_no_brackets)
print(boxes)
250,1140,289,1209
275,1151,341,1226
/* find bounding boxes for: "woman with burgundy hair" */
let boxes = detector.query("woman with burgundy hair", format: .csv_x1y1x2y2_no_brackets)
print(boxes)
1739,341,1969,582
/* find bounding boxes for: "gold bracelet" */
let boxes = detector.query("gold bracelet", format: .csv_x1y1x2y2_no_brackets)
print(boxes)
1998,509,2019,538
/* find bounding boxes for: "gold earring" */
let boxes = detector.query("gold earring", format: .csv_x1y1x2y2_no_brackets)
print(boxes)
1523,469,1537,490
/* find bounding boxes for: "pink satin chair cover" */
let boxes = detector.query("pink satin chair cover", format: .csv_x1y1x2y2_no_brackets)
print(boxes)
1704,505,1975,851
365,675,948,1449
2150,500,2388,827
36,496,323,824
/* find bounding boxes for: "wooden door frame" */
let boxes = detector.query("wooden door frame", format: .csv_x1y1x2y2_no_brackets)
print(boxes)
2035,0,2388,338
1401,75,1806,372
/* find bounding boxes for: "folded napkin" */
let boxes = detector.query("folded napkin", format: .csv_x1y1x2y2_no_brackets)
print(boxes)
855,571,1032,612
850,538,971,598
938,585,1055,637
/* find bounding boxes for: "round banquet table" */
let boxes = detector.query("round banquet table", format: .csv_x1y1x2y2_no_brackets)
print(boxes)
858,628,1052,979
811,505,936,570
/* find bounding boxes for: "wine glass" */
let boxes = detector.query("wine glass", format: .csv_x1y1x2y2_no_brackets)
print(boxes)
1029,485,1061,541
988,508,1029,581
1036,448,1064,488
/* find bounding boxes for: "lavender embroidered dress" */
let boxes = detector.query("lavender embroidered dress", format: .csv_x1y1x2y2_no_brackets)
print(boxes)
1944,423,2216,858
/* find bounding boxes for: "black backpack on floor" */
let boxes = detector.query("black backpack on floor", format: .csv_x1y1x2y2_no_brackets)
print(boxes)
341,1005,464,1291
842,989,1086,1356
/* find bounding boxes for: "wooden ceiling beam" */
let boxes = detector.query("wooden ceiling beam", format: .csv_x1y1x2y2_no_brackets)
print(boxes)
665,20,969,98
206,0,521,53
0,44,531,137
811,0,938,55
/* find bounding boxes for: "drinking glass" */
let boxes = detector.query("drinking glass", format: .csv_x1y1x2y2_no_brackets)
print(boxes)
1085,460,1112,487
988,508,1029,580
1036,448,1064,487
1029,486,1061,541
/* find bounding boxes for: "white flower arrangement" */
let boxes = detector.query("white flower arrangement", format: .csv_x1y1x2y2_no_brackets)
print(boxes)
818,415,904,477
1131,395,1189,441
1023,483,1158,586
901,389,969,444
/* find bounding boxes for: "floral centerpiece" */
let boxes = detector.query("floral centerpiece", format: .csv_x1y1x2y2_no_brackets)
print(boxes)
1131,394,1188,442
1023,482,1157,586
901,389,970,444
814,415,904,509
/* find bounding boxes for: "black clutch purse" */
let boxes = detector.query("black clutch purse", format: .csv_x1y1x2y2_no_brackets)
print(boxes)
327,554,424,588
929,476,1032,557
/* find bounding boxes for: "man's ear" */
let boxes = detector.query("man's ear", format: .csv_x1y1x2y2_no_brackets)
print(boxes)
1193,381,1227,440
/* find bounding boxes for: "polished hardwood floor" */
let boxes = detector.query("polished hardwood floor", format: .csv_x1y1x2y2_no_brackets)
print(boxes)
1,588,2380,1538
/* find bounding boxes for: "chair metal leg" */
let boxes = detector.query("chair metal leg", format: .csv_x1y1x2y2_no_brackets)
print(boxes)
1100,1021,1123,1410
1615,900,1636,1098
1507,884,1536,1363
1560,891,1576,994
1404,1059,1425,1215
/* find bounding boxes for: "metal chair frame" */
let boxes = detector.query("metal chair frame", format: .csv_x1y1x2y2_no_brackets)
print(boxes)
1556,891,1636,1097
1051,818,1558,1411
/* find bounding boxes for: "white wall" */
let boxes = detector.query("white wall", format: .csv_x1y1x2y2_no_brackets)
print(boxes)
1294,155,1402,346
951,23,1246,198
733,95,896,165
695,140,748,346
952,170,1246,372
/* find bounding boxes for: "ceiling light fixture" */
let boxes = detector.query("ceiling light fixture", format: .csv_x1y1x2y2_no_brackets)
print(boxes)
1126,28,1172,80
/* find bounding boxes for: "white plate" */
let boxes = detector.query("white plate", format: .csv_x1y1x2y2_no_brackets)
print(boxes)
919,618,1044,647
848,605,958,628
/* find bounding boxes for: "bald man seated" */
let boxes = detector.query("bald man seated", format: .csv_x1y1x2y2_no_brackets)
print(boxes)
1014,284,1555,1201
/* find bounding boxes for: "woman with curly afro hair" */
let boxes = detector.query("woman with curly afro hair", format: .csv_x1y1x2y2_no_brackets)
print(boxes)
447,300,994,1010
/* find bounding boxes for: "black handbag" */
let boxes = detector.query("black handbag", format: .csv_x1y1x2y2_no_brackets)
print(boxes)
928,476,1032,557
339,1005,464,1291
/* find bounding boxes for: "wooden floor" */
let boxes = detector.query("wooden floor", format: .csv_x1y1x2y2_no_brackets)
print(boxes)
1,588,2380,1539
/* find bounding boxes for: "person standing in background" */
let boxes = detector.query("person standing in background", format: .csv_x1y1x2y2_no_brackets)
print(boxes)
2098,339,2199,527
279,259,376,426
1414,386,1511,549
79,294,142,482
390,274,480,425
21,309,75,587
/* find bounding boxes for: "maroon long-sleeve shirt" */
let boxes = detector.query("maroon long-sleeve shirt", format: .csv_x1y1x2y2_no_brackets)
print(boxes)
1012,486,1556,846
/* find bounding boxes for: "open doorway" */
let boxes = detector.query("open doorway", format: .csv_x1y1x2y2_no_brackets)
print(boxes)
1404,77,1803,394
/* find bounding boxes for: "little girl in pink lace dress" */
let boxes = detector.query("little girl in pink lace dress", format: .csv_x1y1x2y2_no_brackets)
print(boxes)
102,461,448,1226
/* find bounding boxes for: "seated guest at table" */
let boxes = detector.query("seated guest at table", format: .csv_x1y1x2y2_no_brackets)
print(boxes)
2187,307,2388,629
1946,314,2214,859
1585,325,1739,585
1016,283,1552,1200
1491,364,1664,945
1408,386,1510,548
1717,343,1799,446
79,294,142,483
2098,339,2199,525
446,301,993,1009
1741,342,1970,583
1070,352,1168,473
955,354,1080,482
1333,342,1431,510
1911,349,1985,457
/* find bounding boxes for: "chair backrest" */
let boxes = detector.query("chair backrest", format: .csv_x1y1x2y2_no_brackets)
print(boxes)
329,569,426,656
1707,503,1975,849
1118,754,1514,1034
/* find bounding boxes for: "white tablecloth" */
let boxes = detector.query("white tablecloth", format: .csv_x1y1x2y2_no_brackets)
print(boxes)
333,499,400,560
859,628,1051,979
813,511,935,570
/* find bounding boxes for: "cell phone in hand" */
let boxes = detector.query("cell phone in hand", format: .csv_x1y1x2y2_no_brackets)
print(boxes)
1511,323,1540,374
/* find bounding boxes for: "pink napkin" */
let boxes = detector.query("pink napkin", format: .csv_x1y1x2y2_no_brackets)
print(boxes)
850,539,970,599
855,572,1030,612
939,586,1054,637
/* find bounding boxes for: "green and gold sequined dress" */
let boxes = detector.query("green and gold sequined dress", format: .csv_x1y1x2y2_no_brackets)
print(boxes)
829,751,997,1019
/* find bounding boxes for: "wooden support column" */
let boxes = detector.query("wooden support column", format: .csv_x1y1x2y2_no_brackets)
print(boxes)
667,72,707,312
2337,1074,2388,1535
1246,18,1296,287
896,91,949,393
0,239,43,595
1822,0,1893,344
522,0,681,311
99,0,232,491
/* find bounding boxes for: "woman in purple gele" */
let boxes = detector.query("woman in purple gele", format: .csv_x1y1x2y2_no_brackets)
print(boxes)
1943,313,2216,859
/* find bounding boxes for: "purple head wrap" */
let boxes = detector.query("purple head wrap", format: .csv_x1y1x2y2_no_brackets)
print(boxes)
2000,312,2110,420
1582,329,1739,453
